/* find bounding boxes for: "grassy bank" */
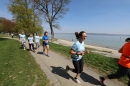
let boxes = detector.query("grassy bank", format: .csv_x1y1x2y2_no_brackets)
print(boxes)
0,34,9,38
49,42,128,84
0,38,49,86
0,34,19,38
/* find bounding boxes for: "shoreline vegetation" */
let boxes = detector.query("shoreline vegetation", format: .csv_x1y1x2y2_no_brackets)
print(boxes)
48,38,127,85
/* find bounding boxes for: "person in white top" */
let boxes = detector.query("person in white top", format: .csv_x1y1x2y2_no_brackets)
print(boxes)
11,33,14,38
20,32,26,50
66,31,89,84
19,33,21,40
35,33,40,50
28,34,35,52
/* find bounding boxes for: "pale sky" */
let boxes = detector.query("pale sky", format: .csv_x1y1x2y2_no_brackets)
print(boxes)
0,0,130,35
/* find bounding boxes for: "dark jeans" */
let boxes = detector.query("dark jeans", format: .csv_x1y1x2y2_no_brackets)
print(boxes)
107,64,130,86
29,43,34,50
72,58,84,74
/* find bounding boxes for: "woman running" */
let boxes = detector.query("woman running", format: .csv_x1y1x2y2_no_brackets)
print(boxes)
19,32,21,40
42,31,49,57
100,37,130,86
66,31,89,84
20,32,26,50
11,32,14,38
35,33,40,50
28,34,35,52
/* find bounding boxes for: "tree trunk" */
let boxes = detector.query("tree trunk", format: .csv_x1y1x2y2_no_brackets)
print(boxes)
50,23,54,42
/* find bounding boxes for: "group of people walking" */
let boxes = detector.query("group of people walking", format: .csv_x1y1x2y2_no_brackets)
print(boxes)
19,30,130,85
19,31,50,56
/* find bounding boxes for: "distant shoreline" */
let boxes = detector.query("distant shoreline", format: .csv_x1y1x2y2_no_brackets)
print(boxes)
40,36,121,58
54,39,121,58
40,36,119,50
48,33,130,36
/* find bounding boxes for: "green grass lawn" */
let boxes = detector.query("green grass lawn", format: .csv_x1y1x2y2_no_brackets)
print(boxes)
0,34,18,39
0,38,49,86
49,42,128,84
0,34,9,38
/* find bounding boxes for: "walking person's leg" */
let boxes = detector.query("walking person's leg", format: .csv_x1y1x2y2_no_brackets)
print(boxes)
36,42,40,50
43,44,46,55
29,44,31,50
36,42,38,50
24,42,26,50
37,42,40,50
32,43,35,52
79,58,84,73
73,60,81,84
100,64,130,84
127,69,130,86
38,42,40,50
66,60,81,84
30,44,33,50
46,45,49,57
21,41,23,47
22,41,26,50
30,44,33,51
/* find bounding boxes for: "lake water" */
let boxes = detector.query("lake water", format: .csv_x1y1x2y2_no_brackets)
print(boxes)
47,33,130,50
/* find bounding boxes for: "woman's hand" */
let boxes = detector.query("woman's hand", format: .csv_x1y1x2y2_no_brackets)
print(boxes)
77,52,85,56
45,40,48,43
85,50,89,54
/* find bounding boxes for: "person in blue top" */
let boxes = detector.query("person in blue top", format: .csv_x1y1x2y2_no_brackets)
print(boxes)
28,34,35,52
20,32,26,50
66,31,89,84
35,33,40,50
42,31,49,57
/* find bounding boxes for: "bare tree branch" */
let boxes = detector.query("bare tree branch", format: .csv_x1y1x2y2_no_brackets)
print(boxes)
31,0,70,41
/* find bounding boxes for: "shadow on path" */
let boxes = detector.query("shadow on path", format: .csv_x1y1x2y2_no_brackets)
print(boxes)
51,66,106,85
37,51,43,55
80,72,106,86
51,66,73,80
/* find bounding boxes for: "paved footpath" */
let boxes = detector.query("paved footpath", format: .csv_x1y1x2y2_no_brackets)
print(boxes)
29,46,125,86
5,37,125,86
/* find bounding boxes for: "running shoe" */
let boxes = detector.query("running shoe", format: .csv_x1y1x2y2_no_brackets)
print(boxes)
73,78,81,84
66,65,69,72
46,54,50,57
99,76,105,84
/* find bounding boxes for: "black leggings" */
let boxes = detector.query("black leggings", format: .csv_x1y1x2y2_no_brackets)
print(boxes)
29,43,34,50
107,64,130,86
72,58,84,74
